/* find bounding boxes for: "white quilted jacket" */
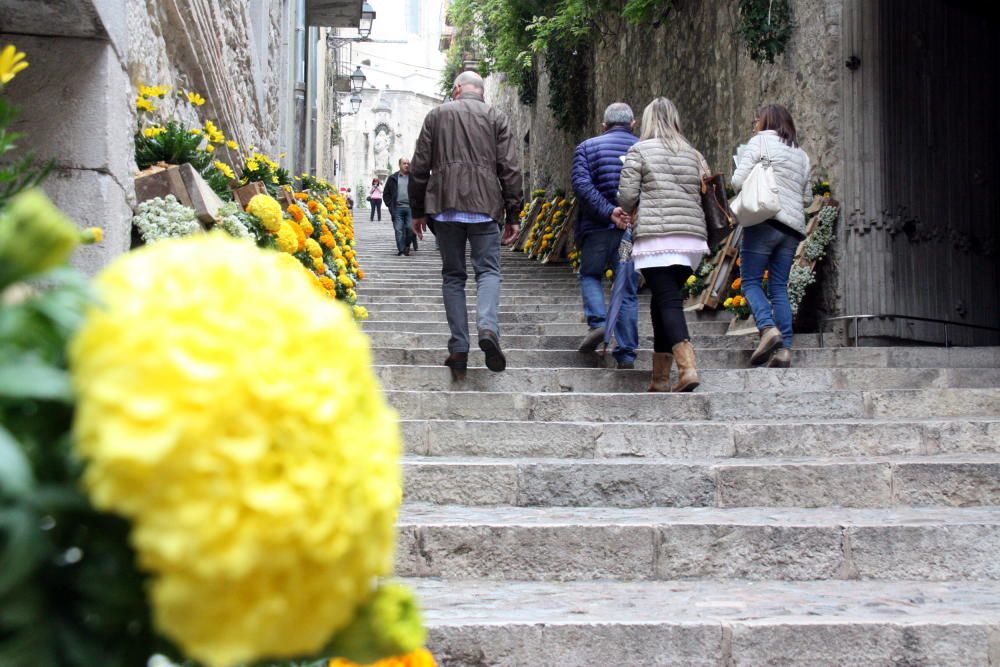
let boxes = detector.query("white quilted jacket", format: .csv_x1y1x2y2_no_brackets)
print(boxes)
618,139,709,241
732,130,812,235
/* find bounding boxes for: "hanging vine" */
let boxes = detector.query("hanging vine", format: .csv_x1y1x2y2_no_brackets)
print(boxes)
737,0,794,64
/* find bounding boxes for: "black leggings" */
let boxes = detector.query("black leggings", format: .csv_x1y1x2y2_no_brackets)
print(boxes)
370,200,382,221
641,265,693,352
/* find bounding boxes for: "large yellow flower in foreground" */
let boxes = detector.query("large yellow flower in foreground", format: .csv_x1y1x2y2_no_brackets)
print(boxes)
69,234,402,667
246,193,283,232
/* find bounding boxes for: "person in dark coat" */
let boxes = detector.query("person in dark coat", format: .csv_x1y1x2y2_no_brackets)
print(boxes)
383,159,418,255
570,102,640,368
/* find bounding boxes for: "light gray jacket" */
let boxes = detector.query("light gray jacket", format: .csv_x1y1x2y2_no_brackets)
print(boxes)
732,130,812,235
618,138,709,241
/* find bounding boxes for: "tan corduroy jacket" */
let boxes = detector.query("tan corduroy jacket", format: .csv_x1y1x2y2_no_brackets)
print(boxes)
618,138,709,241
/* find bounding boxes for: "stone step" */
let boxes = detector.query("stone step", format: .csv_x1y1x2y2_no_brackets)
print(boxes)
360,294,633,306
360,288,592,297
401,454,1000,508
396,504,1000,581
386,388,1000,422
365,312,730,332
364,331,830,350
376,365,1000,394
411,578,1000,666
374,346,1000,369
400,418,1000,459
362,320,737,335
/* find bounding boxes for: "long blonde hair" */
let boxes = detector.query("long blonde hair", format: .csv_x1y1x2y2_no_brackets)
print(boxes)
639,97,690,152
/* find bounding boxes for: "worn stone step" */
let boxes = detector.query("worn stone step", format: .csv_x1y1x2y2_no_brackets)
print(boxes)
374,346,1000,369
362,320,746,336
376,365,1000,394
401,455,1000,508
364,331,829,350
386,388,1000,422
401,418,1000,459
361,287,586,297
397,504,1000,581
411,578,1000,667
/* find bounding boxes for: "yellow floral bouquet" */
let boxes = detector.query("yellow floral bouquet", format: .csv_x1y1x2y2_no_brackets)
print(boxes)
1,193,431,667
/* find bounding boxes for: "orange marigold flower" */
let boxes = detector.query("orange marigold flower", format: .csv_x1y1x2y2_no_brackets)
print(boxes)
294,192,309,201
731,277,742,290
286,204,305,223
356,269,365,280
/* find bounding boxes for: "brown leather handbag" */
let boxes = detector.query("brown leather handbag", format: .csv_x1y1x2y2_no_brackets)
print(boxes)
701,173,736,249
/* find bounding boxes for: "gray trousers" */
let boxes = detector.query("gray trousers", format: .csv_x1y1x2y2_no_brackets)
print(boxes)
435,220,502,353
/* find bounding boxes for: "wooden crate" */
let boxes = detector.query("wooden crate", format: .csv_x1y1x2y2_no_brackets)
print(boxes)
135,163,225,225
233,182,267,209
513,197,546,252
697,225,743,310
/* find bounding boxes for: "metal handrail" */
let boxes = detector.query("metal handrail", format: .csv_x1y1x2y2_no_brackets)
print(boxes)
818,313,1000,348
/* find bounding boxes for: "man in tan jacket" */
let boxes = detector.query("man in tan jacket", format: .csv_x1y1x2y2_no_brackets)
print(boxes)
409,71,523,377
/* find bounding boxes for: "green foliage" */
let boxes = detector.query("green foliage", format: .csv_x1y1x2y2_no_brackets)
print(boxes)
737,0,794,64
621,0,673,24
0,98,53,210
134,122,233,201
298,173,334,194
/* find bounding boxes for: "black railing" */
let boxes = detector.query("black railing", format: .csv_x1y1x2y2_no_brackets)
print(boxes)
818,314,1000,348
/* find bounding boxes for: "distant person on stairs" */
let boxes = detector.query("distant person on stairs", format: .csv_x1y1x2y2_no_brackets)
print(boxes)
384,158,416,256
571,102,640,369
618,97,711,393
409,70,523,377
368,177,383,221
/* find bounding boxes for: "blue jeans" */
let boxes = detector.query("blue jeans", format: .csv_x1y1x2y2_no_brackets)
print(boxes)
578,229,638,363
740,222,800,348
392,206,412,254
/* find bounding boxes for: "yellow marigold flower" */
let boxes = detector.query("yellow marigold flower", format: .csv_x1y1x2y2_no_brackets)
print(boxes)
246,158,260,172
305,238,323,259
313,259,327,273
338,274,354,289
604,269,613,279
69,235,401,667
227,140,238,150
245,194,283,232
724,297,734,308
136,97,156,113
0,44,29,85
205,144,215,154
300,218,314,236
276,221,299,253
685,274,696,286
214,161,235,180
186,91,206,106
352,305,369,321
81,227,104,244
143,126,166,139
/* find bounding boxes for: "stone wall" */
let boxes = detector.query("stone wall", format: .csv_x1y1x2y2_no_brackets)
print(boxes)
487,0,845,317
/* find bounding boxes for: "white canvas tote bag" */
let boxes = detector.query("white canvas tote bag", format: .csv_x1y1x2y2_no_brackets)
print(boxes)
730,136,781,226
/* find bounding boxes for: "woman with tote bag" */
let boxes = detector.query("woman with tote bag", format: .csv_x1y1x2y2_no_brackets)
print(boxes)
731,104,812,368
619,97,711,393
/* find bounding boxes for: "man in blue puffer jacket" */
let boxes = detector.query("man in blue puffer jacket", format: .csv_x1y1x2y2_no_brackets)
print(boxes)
571,103,640,368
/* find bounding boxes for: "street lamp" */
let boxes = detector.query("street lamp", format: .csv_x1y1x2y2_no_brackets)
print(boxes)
349,93,362,114
359,2,376,39
350,66,366,93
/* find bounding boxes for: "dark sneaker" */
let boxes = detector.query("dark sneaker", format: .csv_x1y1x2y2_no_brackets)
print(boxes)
444,351,468,381
578,326,606,354
478,329,506,372
768,347,792,368
616,360,635,370
750,327,783,367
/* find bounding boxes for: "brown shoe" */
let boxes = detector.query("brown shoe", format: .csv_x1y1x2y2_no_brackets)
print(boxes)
672,341,700,393
750,327,783,367
647,352,673,392
478,329,506,372
444,352,468,381
768,347,792,368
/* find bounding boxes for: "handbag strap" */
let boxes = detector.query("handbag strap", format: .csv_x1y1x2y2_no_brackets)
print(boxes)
759,133,773,166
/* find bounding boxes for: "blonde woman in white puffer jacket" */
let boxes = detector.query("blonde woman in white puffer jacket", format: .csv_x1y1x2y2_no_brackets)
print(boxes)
732,103,812,369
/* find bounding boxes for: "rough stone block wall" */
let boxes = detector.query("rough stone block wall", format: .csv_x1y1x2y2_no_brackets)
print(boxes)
487,0,844,316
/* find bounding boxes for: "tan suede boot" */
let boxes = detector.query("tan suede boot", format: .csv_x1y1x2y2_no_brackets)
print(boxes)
647,352,673,392
672,341,701,393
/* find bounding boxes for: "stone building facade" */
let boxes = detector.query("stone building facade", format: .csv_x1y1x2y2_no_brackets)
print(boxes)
1,0,361,273
484,0,998,344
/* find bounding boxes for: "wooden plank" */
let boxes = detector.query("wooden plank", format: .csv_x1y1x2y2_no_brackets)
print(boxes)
542,199,578,264
135,165,193,208
233,182,267,209
513,197,543,251
177,163,225,224
698,226,743,310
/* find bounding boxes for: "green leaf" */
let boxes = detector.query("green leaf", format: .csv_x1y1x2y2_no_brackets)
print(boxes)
0,505,46,598
0,424,35,498
0,352,73,402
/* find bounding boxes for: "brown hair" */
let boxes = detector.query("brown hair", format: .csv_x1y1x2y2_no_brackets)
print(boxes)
755,104,798,147
372,177,381,185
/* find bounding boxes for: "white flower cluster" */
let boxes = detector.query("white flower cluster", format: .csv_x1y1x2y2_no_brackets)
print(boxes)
788,264,817,314
132,195,200,243
802,205,838,262
215,201,252,240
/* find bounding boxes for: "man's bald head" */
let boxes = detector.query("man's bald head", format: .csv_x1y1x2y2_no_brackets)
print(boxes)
453,70,485,98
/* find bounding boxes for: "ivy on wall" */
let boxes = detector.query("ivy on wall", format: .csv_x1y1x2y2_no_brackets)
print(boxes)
737,0,794,64
444,0,675,134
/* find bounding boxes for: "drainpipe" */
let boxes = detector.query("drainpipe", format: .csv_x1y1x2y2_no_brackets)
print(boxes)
294,0,307,176
307,26,319,175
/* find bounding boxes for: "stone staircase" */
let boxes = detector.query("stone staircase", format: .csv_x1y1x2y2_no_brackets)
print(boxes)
354,219,1000,666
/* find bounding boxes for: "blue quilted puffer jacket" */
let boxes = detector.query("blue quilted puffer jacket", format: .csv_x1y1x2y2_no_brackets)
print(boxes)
571,125,639,241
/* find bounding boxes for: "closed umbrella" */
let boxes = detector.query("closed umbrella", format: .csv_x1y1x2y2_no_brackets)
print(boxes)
602,226,635,357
